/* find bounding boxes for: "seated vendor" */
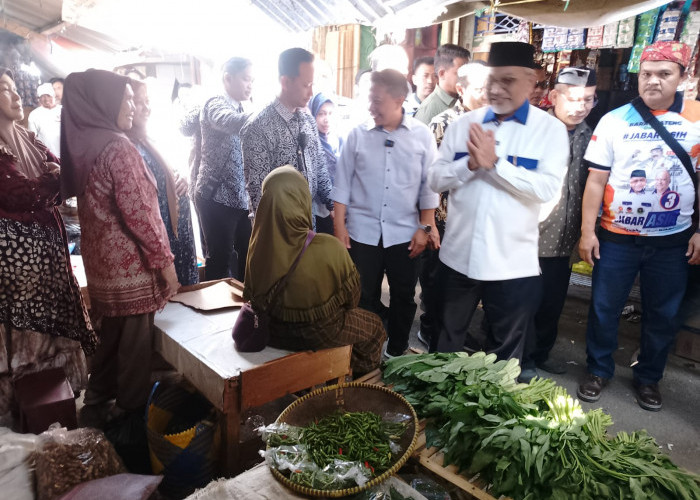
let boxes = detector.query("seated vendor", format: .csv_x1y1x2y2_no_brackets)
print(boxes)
243,166,385,376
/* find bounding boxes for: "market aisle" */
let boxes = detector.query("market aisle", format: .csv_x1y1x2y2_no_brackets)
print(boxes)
389,280,700,474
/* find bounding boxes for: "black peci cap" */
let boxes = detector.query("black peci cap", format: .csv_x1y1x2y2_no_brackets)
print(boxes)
487,42,537,69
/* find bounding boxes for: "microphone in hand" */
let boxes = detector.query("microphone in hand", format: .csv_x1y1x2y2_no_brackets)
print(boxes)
298,132,308,151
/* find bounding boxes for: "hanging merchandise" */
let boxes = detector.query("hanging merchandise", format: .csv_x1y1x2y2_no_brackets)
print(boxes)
542,27,559,52
516,20,530,43
628,8,663,73
567,28,586,50
617,17,636,48
554,27,570,51
542,27,586,52
587,26,605,49
603,21,620,47
586,49,600,68
681,11,700,45
656,8,683,41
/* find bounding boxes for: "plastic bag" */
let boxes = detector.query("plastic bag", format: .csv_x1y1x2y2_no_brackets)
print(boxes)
259,411,411,491
261,444,372,488
346,477,431,499
57,473,162,500
287,458,372,490
256,422,304,446
0,428,38,500
35,427,125,500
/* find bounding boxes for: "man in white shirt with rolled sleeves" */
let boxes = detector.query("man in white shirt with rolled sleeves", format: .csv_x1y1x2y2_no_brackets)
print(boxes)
428,42,569,362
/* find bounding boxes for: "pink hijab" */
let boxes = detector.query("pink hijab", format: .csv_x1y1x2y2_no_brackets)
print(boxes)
60,69,131,198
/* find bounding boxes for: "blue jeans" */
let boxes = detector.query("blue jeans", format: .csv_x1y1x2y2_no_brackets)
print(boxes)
586,239,688,385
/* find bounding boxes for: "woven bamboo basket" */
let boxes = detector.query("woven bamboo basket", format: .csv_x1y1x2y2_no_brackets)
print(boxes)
268,382,419,497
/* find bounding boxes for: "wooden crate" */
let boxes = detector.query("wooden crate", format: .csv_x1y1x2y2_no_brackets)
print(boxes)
355,368,504,500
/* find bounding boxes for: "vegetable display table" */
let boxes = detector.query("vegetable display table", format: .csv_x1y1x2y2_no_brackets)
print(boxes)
153,280,352,476
355,368,502,500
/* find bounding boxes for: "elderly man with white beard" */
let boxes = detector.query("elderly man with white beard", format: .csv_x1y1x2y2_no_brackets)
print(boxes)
427,42,569,362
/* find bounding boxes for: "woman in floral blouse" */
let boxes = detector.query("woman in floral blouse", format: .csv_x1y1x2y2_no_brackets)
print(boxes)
60,70,179,416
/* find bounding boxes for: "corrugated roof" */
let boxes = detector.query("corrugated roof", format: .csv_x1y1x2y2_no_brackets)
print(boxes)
434,0,673,28
249,0,474,31
0,0,132,52
0,0,63,35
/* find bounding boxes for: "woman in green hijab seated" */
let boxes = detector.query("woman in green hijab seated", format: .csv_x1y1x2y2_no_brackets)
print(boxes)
243,166,385,376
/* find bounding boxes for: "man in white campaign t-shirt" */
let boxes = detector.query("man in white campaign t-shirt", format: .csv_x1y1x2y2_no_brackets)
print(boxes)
578,41,700,412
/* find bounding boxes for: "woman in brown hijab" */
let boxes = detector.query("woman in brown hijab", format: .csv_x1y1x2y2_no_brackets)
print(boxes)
244,167,385,376
61,70,178,416
0,67,97,423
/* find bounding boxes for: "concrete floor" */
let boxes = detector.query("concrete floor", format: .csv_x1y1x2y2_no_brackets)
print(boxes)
393,281,700,474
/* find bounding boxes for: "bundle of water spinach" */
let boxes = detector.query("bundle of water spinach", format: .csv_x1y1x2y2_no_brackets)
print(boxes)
383,352,700,500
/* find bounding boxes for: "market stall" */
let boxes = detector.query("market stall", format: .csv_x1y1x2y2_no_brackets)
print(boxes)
152,279,352,475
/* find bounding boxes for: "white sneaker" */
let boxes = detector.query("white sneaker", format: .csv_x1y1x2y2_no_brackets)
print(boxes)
383,346,405,360
416,330,430,348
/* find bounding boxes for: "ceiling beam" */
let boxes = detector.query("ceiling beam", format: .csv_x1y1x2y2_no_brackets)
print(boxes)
0,16,42,39
40,21,67,36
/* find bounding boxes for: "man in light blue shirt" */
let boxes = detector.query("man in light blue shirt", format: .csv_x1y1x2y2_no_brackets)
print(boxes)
333,69,439,359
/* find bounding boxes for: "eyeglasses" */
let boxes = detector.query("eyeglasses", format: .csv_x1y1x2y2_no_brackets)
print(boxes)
534,80,549,89
557,67,591,87
559,91,598,108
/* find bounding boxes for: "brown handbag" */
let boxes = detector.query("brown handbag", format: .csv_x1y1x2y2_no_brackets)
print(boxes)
232,230,315,352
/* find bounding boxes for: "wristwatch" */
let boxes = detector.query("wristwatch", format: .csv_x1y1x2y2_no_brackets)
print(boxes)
419,224,432,234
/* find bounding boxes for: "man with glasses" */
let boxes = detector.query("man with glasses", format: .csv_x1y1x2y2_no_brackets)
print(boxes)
520,67,597,382
578,41,700,411
415,62,490,351
428,42,569,362
530,63,549,108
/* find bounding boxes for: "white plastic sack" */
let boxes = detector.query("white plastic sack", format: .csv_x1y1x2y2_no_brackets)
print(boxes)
0,427,39,500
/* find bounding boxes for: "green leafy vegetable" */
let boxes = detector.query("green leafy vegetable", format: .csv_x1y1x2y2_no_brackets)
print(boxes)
383,352,700,500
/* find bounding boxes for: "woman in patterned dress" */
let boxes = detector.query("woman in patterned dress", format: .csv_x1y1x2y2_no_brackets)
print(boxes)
0,67,97,423
126,80,198,286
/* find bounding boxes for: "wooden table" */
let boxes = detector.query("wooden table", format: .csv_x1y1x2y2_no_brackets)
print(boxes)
153,281,352,475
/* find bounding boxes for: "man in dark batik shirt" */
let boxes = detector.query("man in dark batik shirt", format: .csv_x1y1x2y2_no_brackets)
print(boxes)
241,48,332,219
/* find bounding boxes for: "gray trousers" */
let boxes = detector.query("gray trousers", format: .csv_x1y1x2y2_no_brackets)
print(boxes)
84,312,154,411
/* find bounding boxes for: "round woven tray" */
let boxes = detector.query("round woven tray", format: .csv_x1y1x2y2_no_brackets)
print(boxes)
268,382,419,497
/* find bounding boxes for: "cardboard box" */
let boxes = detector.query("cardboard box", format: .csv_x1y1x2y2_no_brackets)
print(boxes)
14,368,77,433
675,329,700,363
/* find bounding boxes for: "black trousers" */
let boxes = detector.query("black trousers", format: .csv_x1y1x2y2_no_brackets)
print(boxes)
348,239,419,356
522,257,572,369
417,222,445,341
315,215,334,235
432,262,542,362
195,194,251,282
